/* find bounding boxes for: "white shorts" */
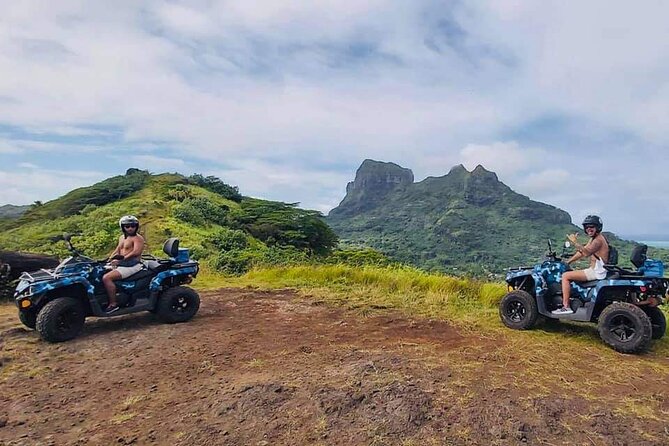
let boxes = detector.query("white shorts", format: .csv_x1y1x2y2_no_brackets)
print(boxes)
583,267,606,281
115,263,144,279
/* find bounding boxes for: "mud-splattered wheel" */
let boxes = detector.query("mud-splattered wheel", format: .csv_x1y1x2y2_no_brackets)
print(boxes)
641,306,666,340
598,303,652,354
499,290,539,330
36,297,85,343
157,286,200,323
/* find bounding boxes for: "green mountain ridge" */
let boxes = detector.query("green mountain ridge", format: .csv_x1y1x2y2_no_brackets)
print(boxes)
327,159,669,275
0,169,338,274
0,204,30,220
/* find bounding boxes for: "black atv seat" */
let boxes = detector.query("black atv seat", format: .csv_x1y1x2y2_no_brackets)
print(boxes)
143,259,173,272
604,264,644,279
606,270,644,279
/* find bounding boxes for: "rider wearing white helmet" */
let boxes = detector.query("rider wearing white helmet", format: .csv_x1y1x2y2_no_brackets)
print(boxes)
102,215,145,313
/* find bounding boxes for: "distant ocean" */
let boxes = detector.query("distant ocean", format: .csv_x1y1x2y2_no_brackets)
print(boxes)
639,241,669,249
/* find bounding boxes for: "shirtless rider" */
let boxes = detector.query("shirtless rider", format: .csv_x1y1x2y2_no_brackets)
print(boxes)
103,215,145,313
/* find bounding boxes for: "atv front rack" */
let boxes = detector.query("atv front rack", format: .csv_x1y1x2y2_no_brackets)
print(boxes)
19,269,56,283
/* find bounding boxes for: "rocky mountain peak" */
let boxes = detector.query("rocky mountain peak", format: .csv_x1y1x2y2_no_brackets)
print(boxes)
349,159,414,191
471,164,498,181
330,160,414,216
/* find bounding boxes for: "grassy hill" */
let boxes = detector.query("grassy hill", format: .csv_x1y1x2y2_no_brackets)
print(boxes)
327,160,669,276
0,169,339,274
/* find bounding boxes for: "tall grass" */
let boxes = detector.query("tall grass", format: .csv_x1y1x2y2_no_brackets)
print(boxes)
205,264,508,328
198,263,669,355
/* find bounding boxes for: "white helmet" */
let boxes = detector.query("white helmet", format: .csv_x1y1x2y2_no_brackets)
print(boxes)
119,215,140,236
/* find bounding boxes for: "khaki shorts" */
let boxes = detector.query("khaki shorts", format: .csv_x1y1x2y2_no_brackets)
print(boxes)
115,263,144,279
583,267,606,281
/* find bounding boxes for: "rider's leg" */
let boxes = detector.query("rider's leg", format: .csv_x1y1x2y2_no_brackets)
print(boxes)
103,269,122,309
560,270,588,308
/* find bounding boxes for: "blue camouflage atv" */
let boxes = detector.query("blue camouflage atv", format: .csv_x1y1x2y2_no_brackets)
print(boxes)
14,234,200,343
500,240,668,353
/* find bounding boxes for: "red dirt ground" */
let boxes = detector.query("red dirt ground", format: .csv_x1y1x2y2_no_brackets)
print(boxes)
1,288,668,445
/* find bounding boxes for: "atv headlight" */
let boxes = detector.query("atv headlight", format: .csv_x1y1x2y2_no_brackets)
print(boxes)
19,299,32,309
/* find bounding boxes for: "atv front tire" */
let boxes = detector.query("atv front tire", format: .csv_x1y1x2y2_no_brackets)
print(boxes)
157,286,200,323
19,309,37,329
499,290,539,330
36,297,86,343
598,303,652,353
642,306,666,340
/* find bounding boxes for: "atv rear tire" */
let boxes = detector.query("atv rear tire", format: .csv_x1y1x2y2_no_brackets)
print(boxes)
19,309,37,329
36,297,86,343
499,290,539,330
598,303,652,354
642,306,666,340
157,286,200,323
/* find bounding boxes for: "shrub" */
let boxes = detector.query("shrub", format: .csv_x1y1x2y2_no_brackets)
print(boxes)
238,199,338,254
188,174,242,202
214,250,257,275
328,248,390,266
212,228,248,251
261,245,311,266
173,197,229,226
166,184,193,202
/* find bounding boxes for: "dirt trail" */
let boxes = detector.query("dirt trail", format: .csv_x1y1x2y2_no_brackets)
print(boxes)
1,289,668,445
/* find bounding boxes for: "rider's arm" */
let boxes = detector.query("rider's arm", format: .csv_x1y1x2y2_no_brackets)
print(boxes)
578,238,602,257
566,251,585,265
109,238,122,257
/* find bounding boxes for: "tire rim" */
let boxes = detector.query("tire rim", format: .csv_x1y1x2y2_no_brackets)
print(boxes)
506,300,526,322
608,314,637,342
171,295,190,314
57,310,79,334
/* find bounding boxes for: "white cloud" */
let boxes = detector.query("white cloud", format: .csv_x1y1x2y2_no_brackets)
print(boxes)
210,159,352,213
0,168,105,205
459,141,545,178
518,169,571,194
0,141,21,154
0,1,668,235
0,137,106,154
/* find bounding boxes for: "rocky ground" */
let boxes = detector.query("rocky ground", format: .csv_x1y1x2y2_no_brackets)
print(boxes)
1,288,668,445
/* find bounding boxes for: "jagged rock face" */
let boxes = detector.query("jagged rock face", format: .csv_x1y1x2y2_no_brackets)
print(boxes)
347,159,414,194
464,165,506,206
327,159,580,273
331,160,414,215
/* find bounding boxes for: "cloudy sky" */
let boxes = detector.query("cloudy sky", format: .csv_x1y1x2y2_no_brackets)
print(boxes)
1,1,668,238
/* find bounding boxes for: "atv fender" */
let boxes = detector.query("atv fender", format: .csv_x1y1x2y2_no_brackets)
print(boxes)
149,264,198,292
24,277,95,312
506,271,555,317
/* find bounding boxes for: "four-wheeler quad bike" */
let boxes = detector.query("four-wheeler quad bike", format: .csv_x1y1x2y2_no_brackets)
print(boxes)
500,240,668,353
14,234,200,343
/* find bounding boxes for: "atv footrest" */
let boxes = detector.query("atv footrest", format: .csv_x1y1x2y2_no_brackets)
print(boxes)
550,302,593,322
98,299,153,318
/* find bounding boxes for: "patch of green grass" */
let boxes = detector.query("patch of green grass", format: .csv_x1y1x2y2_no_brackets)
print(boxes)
227,264,507,327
